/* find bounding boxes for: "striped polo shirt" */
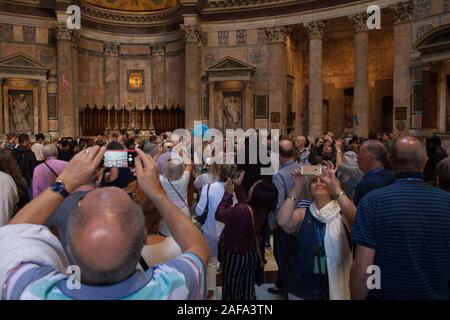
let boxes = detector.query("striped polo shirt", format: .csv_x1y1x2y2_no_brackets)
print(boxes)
352,173,450,300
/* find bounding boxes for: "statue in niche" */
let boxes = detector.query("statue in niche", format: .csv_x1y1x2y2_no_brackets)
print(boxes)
223,95,241,130
9,93,31,133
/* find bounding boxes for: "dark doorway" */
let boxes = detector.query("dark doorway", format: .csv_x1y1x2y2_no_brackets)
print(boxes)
381,96,393,133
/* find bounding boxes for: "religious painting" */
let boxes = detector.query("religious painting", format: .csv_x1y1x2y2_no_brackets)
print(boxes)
255,95,268,118
343,88,354,129
127,70,144,92
222,92,242,130
7,90,34,134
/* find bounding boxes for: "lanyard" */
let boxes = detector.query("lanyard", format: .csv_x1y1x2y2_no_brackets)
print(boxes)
315,224,325,251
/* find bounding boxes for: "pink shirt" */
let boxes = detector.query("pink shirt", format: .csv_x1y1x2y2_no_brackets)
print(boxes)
32,157,68,198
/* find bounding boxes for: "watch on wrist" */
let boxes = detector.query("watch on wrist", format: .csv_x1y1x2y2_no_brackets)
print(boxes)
50,180,70,199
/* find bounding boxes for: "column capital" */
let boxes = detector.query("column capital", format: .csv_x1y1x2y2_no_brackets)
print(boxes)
350,13,369,33
55,23,72,41
391,0,415,24
422,61,440,72
104,42,120,56
181,24,201,44
264,26,288,43
151,44,166,56
303,21,326,40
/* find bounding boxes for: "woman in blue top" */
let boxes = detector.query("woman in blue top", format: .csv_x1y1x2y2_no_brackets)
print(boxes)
277,161,356,300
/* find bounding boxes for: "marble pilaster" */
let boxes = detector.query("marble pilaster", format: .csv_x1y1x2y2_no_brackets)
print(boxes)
391,0,414,133
151,44,166,108
104,42,120,107
56,23,77,137
208,81,216,128
304,21,325,139
181,23,202,131
244,81,255,130
351,13,369,137
265,26,288,133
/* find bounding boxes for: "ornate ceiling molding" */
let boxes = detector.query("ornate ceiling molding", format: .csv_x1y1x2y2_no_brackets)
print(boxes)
81,1,181,26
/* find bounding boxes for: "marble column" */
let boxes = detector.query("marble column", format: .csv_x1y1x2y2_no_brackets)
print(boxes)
151,44,166,108
104,42,120,107
391,1,414,134
265,26,288,134
208,81,216,129
293,41,304,137
56,23,77,137
244,80,255,130
351,13,369,137
181,23,202,131
39,80,49,133
304,21,325,139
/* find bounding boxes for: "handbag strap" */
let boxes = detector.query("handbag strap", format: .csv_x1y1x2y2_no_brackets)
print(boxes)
44,161,58,178
203,184,210,214
246,205,264,268
168,179,189,209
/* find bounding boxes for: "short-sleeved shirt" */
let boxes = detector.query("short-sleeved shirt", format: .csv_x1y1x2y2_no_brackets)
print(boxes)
352,173,450,300
353,168,396,206
0,224,205,300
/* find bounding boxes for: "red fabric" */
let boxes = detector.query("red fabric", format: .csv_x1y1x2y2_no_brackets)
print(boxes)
215,185,267,253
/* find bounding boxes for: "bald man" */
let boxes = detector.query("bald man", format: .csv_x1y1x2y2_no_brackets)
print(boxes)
269,138,304,296
0,146,208,300
351,136,450,300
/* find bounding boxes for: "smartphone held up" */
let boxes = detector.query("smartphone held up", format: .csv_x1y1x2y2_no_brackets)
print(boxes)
101,150,137,168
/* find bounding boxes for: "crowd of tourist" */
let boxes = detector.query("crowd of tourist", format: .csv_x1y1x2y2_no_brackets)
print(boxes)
0,128,449,300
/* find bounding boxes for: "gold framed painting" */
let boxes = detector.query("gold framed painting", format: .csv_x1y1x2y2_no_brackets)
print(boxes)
127,70,144,92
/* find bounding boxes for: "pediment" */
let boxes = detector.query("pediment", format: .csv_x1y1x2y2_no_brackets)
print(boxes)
206,56,256,73
0,53,48,70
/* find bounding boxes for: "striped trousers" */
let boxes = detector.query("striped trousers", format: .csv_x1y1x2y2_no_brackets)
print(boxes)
221,249,258,300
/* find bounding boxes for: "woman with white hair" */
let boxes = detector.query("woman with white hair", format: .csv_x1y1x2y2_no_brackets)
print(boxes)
159,152,192,236
32,143,68,198
277,161,356,300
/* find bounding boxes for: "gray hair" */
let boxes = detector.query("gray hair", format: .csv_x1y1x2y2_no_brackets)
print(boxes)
390,136,427,173
66,201,146,286
43,143,58,159
362,140,388,165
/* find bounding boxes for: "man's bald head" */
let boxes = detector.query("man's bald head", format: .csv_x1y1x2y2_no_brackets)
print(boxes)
279,139,295,160
391,136,428,174
67,187,145,286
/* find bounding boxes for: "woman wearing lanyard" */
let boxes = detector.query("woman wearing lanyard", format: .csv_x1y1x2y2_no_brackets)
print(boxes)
277,161,356,300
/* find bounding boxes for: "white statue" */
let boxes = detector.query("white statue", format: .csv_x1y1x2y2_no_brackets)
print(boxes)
9,94,31,133
223,96,241,130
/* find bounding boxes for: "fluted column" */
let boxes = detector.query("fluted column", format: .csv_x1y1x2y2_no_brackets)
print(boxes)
351,13,369,137
265,26,288,133
304,21,325,139
0,78,3,133
56,23,77,137
151,44,166,108
391,0,414,133
181,23,202,131
104,42,120,106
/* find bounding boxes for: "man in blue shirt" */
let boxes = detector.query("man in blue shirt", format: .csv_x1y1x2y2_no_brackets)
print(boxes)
351,136,450,299
353,140,396,206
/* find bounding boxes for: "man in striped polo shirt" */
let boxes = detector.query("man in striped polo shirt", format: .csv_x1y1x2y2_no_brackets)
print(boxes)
351,136,450,299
